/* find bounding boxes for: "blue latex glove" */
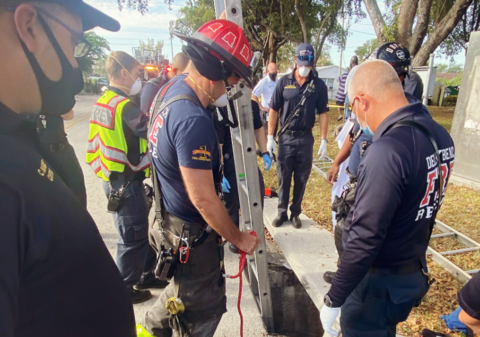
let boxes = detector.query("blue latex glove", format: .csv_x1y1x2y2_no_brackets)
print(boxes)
263,153,272,171
222,176,231,193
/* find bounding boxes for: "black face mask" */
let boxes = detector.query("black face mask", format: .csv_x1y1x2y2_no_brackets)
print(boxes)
269,73,277,81
20,15,84,116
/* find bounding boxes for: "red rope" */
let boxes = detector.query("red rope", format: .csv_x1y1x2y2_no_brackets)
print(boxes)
225,231,257,337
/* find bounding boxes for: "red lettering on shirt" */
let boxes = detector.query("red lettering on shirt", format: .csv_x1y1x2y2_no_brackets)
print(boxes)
420,169,438,208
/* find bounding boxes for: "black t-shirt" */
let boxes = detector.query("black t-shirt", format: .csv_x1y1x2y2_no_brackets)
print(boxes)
404,71,424,101
216,100,263,161
0,102,136,337
139,71,169,113
37,114,67,145
270,70,329,131
459,273,480,319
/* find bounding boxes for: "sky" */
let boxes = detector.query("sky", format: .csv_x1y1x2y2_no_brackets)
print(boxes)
85,0,466,70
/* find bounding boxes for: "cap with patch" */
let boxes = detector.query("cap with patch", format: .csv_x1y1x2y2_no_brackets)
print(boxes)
296,43,315,67
6,0,120,32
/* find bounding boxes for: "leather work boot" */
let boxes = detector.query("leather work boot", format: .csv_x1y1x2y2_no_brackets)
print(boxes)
323,271,336,284
229,242,240,254
130,288,153,304
135,278,169,290
272,215,288,228
291,215,302,229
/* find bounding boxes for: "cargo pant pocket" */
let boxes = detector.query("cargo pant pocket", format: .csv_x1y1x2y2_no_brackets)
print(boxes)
386,284,428,325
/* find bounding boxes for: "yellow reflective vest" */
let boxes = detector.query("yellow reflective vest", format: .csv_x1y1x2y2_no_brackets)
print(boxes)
86,90,150,181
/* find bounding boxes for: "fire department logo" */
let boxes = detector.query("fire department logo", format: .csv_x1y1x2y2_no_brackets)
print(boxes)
192,145,211,162
396,50,406,59
208,22,223,33
240,44,250,62
222,32,237,48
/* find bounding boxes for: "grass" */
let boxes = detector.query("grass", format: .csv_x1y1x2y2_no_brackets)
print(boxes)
258,103,478,336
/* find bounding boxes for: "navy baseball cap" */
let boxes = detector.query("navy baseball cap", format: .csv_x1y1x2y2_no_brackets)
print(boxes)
5,0,120,32
296,43,315,67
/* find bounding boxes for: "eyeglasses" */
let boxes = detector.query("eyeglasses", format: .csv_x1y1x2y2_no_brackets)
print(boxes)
8,5,91,58
297,54,314,61
348,97,358,111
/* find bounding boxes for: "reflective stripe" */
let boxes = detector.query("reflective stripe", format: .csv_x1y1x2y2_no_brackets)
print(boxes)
90,96,126,130
87,133,150,171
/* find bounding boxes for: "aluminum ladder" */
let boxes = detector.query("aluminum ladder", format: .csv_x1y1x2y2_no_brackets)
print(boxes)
213,0,274,332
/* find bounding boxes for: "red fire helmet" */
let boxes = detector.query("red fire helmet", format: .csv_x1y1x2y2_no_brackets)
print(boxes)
172,19,253,87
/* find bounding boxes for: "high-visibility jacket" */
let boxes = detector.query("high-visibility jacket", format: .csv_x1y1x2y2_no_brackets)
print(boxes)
86,90,150,181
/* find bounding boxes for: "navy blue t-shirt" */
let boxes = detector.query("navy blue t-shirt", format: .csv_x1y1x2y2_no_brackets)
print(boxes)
148,78,220,223
328,102,455,307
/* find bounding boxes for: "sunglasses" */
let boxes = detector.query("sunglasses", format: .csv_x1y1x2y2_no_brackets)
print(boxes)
8,5,91,58
298,54,314,61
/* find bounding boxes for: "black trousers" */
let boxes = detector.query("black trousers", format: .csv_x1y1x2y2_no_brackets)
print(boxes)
334,220,344,266
41,141,87,207
340,270,429,337
276,133,314,218
223,156,265,228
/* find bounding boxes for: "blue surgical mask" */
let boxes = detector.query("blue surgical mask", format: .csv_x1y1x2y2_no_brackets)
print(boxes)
360,109,374,137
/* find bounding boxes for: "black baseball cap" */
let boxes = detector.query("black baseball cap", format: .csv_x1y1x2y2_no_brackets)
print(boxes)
6,0,120,32
296,43,315,67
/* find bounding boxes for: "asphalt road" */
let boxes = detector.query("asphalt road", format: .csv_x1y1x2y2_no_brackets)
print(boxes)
67,95,268,337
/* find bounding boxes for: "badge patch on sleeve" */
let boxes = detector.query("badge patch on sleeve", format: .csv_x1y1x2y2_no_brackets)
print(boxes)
192,146,211,161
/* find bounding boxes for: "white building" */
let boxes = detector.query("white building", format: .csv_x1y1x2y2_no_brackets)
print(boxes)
315,65,348,100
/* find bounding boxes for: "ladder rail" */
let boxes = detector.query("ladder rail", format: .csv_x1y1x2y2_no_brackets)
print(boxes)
214,0,275,332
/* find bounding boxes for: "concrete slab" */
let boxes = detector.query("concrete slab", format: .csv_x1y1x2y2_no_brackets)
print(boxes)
262,198,341,333
450,174,480,191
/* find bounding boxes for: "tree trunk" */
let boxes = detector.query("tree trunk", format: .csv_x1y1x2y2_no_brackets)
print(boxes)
363,0,388,44
295,0,309,43
413,0,473,66
396,0,419,46
409,0,433,56
268,32,278,63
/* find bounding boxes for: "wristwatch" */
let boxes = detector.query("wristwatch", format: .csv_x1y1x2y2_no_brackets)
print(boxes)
324,294,333,308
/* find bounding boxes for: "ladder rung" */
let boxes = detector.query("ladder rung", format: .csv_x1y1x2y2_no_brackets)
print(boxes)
440,247,480,256
466,269,480,275
431,232,456,238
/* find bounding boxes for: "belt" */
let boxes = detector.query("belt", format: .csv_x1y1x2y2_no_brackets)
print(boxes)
369,259,423,275
161,212,213,248
110,171,145,182
49,140,68,152
284,129,312,137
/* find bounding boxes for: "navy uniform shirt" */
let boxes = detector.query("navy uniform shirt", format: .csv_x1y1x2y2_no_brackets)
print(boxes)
148,77,220,223
270,70,329,131
37,114,67,145
0,102,136,337
459,273,480,319
328,102,455,307
404,71,424,101
139,71,169,113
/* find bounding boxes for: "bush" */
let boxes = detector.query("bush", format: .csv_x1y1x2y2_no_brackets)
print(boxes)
82,79,101,94
443,95,457,106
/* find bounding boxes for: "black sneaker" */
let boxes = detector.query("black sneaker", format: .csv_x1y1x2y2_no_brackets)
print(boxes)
130,288,153,304
135,278,169,290
229,242,240,254
323,271,336,284
291,215,302,229
272,215,287,228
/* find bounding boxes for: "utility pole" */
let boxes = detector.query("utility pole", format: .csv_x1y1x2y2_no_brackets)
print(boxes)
169,21,174,61
423,53,435,106
338,6,345,77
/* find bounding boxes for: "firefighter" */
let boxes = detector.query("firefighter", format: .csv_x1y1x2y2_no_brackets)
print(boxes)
0,0,137,335
86,51,164,304
320,60,455,337
145,19,260,337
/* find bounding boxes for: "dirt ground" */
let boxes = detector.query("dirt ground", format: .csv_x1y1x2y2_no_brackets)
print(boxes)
260,104,478,336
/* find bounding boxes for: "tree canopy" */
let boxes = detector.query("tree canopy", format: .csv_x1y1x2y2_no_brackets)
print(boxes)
77,32,111,76
361,0,478,66
354,38,379,61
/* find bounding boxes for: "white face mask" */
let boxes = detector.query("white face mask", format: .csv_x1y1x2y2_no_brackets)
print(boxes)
298,66,311,78
130,78,143,96
213,93,229,107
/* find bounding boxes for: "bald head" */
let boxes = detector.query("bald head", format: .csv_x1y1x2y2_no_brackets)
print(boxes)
349,60,403,104
172,52,190,74
267,62,277,74
349,60,409,133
